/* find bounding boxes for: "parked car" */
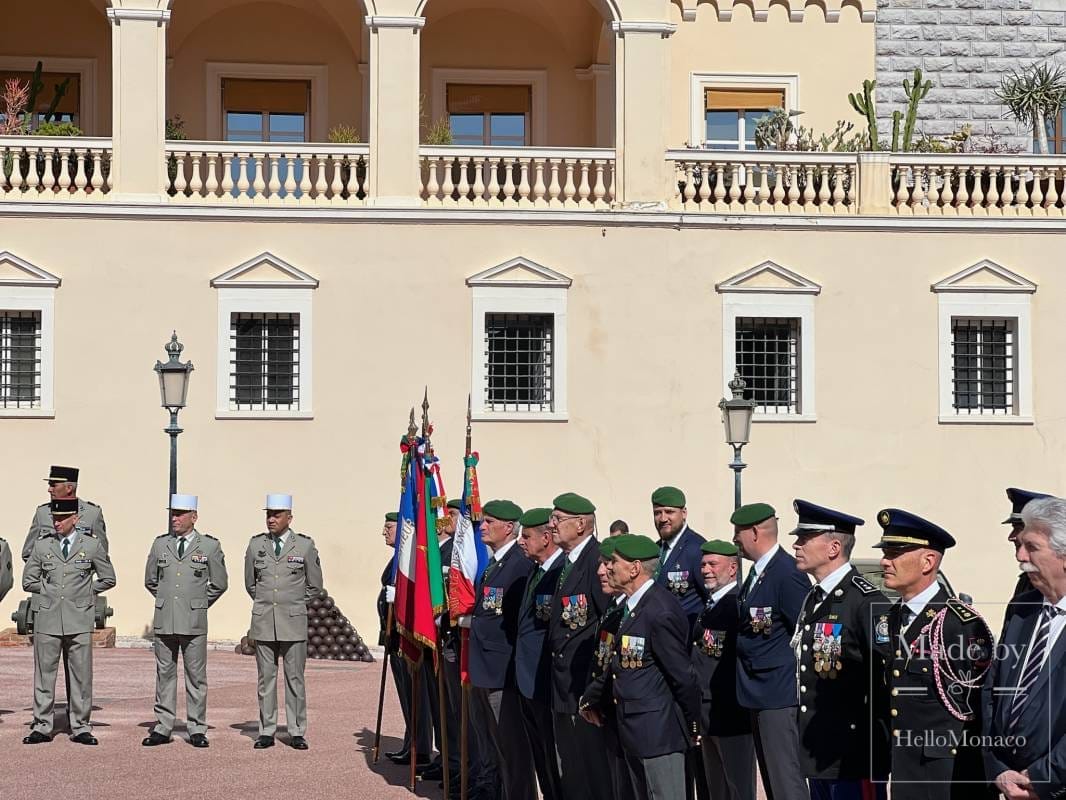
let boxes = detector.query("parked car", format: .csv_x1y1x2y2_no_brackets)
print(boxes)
851,558,971,604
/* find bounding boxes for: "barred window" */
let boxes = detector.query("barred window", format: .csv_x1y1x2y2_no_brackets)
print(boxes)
951,318,1015,414
484,312,553,412
735,316,800,414
0,310,41,409
230,312,300,410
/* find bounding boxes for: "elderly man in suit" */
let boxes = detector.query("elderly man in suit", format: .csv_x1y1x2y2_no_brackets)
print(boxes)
692,539,755,800
143,494,228,747
984,495,1066,800
650,486,709,630
732,502,812,800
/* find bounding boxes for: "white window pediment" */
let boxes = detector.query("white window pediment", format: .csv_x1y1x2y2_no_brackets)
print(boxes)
0,251,58,417
0,251,62,287
210,252,319,290
931,260,1036,295
466,257,573,289
716,260,820,295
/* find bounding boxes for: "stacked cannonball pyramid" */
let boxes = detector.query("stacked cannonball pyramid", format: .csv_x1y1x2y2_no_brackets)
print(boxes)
235,589,373,662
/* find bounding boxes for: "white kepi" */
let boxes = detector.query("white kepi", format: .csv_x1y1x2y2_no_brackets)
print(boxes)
170,494,198,511
264,493,293,511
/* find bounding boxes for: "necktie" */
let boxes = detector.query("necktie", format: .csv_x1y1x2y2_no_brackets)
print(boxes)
1009,605,1057,731
900,605,915,631
274,537,282,557
622,604,632,622
482,556,499,584
805,586,825,616
524,566,544,607
738,567,757,603
62,538,69,559
178,537,186,559
654,539,669,579
558,556,574,589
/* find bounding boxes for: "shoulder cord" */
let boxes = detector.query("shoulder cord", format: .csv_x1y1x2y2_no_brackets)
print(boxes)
924,605,992,722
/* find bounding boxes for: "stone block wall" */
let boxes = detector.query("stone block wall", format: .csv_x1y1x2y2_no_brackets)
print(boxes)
875,0,1066,148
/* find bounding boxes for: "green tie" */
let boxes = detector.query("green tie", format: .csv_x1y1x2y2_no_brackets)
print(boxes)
274,537,282,557
622,603,632,621
62,539,69,559
558,556,574,589
524,566,544,607
178,538,185,559
654,539,669,579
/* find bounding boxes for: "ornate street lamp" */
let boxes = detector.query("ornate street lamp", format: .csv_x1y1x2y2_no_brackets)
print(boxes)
718,371,757,511
154,332,193,519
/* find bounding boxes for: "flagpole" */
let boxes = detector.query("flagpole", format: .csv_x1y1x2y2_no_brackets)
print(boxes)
371,602,394,763
460,679,469,800
409,656,420,792
438,657,451,798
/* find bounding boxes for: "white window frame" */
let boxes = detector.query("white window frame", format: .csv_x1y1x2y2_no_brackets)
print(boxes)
0,252,59,418
0,56,97,135
717,261,818,422
211,253,317,420
431,68,548,147
689,72,799,149
934,263,1034,424
468,257,570,422
206,62,328,142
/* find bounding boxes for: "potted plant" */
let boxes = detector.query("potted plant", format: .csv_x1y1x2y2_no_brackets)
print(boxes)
996,63,1066,155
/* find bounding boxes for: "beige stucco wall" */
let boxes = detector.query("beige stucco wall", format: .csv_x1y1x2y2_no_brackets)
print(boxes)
667,3,876,146
166,0,365,141
0,0,113,137
0,215,1057,641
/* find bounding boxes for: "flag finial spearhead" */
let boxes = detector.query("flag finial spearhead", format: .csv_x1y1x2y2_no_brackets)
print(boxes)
465,393,473,457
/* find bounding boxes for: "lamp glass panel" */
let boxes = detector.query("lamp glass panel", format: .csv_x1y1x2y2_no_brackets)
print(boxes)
161,369,189,409
725,405,753,445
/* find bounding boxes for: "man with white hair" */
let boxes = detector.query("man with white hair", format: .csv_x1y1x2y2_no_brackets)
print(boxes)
984,496,1066,800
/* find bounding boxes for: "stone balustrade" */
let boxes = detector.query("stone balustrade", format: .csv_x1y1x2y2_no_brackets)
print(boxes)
0,137,112,200
419,147,615,209
669,150,858,214
889,154,1066,216
164,142,370,205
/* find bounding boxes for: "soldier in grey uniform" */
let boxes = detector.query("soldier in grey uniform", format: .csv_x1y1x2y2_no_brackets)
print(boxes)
244,493,323,750
0,535,13,601
143,494,229,748
22,497,116,745
23,465,107,561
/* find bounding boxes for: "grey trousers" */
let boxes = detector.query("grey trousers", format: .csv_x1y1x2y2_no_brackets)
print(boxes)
604,720,639,800
553,711,613,800
471,686,536,800
625,751,687,800
701,733,757,800
752,707,809,800
255,640,307,738
32,631,93,737
518,693,564,800
389,653,432,755
152,634,208,736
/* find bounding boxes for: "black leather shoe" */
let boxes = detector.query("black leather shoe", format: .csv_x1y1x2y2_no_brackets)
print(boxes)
253,735,275,749
290,735,309,750
385,749,409,763
141,731,171,747
389,752,432,766
190,734,209,748
71,732,98,746
22,731,51,745
419,763,444,781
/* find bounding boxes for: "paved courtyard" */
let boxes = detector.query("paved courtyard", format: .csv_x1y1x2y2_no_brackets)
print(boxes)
0,647,442,799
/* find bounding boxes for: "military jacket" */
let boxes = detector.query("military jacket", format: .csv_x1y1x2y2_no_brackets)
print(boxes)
23,498,107,561
795,566,891,780
883,586,996,800
145,529,228,636
515,554,565,703
469,542,532,691
0,537,13,602
23,528,116,635
654,526,710,630
577,596,626,722
691,583,750,737
244,530,323,642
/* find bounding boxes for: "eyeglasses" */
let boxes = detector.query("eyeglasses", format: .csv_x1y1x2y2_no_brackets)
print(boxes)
549,513,580,524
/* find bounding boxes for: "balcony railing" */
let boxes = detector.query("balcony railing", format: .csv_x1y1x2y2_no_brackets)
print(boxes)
0,136,112,200
165,142,370,205
419,146,615,209
889,153,1066,216
669,150,858,214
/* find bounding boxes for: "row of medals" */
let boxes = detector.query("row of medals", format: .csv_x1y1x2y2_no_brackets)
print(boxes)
813,629,843,679
561,603,587,630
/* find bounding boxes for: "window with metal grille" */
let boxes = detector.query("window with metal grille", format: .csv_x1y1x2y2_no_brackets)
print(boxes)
951,318,1015,414
230,312,300,411
0,310,41,409
735,317,800,414
484,313,553,412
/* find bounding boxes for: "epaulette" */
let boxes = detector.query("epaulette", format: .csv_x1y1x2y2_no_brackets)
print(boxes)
203,533,218,541
155,533,169,539
852,575,878,595
37,501,49,509
297,532,311,539
947,597,979,623
85,500,99,508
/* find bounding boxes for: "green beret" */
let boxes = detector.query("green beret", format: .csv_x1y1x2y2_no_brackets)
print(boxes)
730,503,776,527
613,534,660,561
483,499,523,522
553,492,596,515
598,538,618,559
385,512,398,522
651,486,686,508
701,539,739,556
447,499,463,511
519,507,551,528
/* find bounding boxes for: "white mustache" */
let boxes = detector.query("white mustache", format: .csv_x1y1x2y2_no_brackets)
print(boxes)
1020,563,1038,574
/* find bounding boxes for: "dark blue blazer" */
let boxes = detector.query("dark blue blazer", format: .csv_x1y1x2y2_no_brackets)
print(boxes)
735,546,811,710
654,526,710,629
983,589,1066,798
690,584,750,737
609,582,700,759
468,541,532,691
515,553,564,702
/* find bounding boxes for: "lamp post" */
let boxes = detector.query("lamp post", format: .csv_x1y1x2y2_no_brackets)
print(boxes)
154,332,193,522
718,371,757,512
